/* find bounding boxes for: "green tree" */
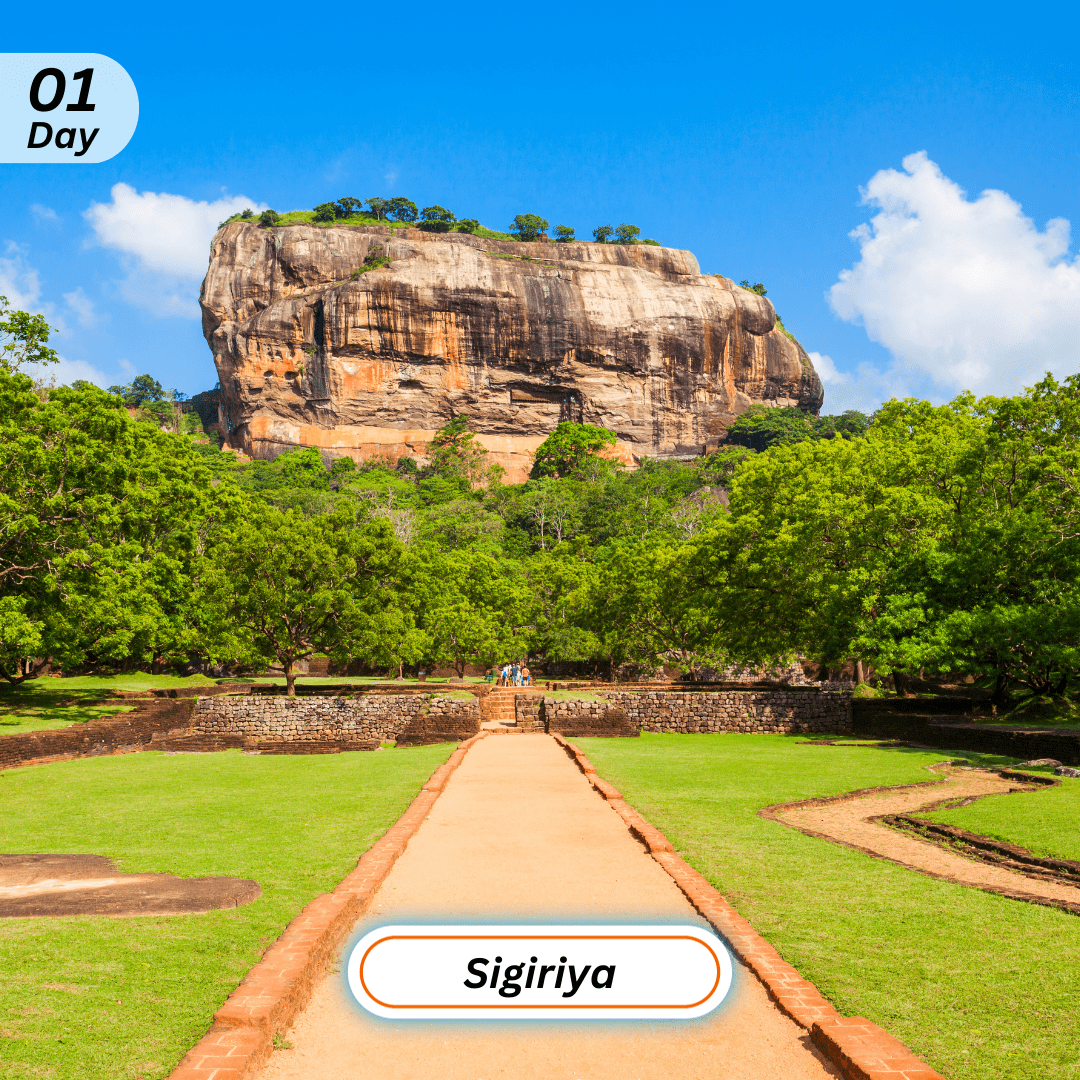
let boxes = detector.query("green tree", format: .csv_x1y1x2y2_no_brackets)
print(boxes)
592,225,613,243
455,218,481,234
367,197,390,220
427,415,504,488
419,205,456,232
336,197,363,216
814,411,870,439
0,296,58,375
108,374,167,406
0,373,220,682
739,280,767,296
204,506,405,694
509,214,549,242
724,405,815,451
312,202,337,223
420,552,525,677
586,537,720,674
552,225,575,243
530,422,617,480
613,223,641,244
258,209,280,227
386,198,419,223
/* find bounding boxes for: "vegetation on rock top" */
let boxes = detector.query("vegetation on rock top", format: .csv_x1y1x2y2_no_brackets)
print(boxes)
219,197,660,246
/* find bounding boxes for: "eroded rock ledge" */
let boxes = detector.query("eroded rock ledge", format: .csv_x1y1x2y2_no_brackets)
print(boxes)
200,223,823,479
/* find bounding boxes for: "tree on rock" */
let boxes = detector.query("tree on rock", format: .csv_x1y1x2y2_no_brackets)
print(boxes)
419,205,456,232
386,198,419,223
510,214,549,242
336,197,363,216
312,202,338,223
530,422,618,480
592,225,613,243
613,224,641,245
552,225,575,242
367,197,389,220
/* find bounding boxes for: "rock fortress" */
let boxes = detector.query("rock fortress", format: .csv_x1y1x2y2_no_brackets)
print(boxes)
199,222,823,482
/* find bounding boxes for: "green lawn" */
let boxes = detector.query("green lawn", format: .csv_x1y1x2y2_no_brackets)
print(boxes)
924,776,1080,862
0,675,218,737
576,733,1080,1080
0,744,454,1079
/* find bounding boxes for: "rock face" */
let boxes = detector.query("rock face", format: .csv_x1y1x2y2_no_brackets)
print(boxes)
200,222,822,480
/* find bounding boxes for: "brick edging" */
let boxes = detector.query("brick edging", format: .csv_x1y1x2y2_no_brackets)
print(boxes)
551,733,946,1080
167,732,491,1080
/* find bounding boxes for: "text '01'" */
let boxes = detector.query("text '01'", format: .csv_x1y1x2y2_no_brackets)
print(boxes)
0,55,138,163
346,924,733,1020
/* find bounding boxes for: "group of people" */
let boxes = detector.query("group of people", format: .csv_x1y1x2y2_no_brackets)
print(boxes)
497,661,531,686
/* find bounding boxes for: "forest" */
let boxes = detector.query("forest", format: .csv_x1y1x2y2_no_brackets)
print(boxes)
3,355,1078,705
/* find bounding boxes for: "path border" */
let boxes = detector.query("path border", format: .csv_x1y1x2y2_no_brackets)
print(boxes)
553,734,946,1080
761,768,1080,917
167,732,490,1080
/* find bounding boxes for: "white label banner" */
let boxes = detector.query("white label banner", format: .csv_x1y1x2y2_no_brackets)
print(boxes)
0,54,138,163
346,924,733,1020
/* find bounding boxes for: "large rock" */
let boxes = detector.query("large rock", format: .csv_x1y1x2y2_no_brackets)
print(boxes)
200,223,822,480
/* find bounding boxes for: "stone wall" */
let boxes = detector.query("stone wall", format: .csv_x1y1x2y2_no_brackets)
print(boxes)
543,689,851,736
193,693,479,745
542,698,639,737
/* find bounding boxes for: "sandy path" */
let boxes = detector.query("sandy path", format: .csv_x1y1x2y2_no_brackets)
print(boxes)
261,735,839,1080
771,767,1080,909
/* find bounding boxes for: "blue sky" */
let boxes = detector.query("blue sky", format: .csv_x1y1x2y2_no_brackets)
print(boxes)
4,0,1080,412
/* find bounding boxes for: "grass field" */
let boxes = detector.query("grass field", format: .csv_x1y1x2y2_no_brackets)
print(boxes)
0,675,219,737
924,776,1080,862
0,744,454,1079
576,733,1080,1080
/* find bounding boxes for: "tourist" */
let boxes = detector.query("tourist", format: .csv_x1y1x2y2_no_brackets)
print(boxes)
522,665,531,686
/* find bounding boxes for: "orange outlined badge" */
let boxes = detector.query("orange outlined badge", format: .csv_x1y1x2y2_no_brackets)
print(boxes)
346,924,733,1020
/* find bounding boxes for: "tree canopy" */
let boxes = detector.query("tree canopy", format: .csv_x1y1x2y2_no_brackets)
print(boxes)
509,214,549,242
4,279,1077,709
530,422,617,480
0,295,58,375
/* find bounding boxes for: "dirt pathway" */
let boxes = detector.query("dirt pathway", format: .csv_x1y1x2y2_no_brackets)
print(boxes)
260,735,839,1080
768,766,1080,910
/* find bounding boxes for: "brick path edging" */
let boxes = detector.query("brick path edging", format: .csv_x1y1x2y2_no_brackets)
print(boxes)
552,734,946,1080
167,732,491,1080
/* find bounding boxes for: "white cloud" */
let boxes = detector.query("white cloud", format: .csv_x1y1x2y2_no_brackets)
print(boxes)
0,242,45,313
63,287,100,328
808,351,848,384
829,152,1080,397
48,356,111,387
83,183,265,318
30,203,59,224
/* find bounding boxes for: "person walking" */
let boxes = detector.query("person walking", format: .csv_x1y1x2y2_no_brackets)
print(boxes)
522,664,531,686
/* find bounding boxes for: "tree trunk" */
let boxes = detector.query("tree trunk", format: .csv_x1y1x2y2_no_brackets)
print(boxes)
894,670,911,697
990,670,1011,708
855,659,865,685
284,658,296,697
